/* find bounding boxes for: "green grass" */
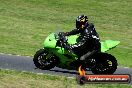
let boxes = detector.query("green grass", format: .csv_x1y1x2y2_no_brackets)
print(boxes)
0,0,132,87
0,69,131,88
0,0,132,67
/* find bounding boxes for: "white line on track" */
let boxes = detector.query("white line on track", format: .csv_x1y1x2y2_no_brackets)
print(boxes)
0,53,32,58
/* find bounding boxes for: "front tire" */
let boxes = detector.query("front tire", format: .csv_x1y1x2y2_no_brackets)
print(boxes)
91,53,117,74
33,49,58,70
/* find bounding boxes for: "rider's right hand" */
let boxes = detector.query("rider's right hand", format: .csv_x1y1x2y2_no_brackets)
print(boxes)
58,32,65,36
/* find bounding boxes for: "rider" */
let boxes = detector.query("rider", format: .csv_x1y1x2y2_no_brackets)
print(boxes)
61,14,101,61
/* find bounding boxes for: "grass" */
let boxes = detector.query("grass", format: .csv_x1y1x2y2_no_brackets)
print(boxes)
0,0,132,67
0,0,132,87
0,69,131,88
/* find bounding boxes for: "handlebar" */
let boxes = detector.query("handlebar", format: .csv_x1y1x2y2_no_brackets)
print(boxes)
54,32,68,47
54,32,73,53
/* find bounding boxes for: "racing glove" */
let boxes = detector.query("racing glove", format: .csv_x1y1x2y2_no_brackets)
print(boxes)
62,43,73,53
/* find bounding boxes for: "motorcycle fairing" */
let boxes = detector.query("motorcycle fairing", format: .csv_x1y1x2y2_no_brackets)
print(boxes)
44,33,120,53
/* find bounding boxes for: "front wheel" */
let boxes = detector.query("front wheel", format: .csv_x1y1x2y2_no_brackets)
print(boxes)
91,53,117,74
33,49,59,70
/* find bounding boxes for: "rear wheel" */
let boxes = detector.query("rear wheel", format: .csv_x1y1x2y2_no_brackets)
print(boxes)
33,49,59,70
91,53,117,74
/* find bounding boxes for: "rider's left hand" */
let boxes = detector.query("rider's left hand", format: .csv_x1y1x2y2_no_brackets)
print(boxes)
62,43,73,53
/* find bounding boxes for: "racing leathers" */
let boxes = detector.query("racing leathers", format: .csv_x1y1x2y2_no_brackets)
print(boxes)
62,23,101,60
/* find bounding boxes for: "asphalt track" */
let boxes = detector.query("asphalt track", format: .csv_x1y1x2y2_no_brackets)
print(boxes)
0,53,132,84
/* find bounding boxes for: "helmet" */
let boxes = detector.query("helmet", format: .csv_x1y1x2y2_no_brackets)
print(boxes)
76,15,88,29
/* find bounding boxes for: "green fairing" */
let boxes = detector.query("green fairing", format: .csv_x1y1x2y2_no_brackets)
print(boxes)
44,33,120,53
43,33,120,68
43,33,77,67
101,40,120,52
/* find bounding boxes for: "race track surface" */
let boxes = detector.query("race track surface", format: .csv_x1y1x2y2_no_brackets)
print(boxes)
0,54,132,84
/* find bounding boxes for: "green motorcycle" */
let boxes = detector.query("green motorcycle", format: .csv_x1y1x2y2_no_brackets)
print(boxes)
33,32,120,74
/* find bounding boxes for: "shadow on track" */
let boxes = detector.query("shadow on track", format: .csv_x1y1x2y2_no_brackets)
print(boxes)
49,69,77,75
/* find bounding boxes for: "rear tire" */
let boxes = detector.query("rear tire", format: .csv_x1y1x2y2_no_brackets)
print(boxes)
33,49,59,70
91,53,117,74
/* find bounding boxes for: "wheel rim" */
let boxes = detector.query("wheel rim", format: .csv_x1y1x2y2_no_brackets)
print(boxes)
38,52,55,67
95,59,113,72
107,60,113,66
91,53,117,74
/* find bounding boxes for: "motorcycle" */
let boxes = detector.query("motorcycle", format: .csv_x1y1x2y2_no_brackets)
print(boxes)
33,32,120,74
